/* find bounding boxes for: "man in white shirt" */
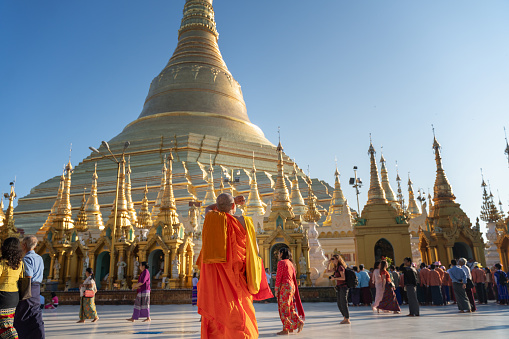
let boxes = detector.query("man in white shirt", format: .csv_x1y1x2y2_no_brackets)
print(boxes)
459,258,476,312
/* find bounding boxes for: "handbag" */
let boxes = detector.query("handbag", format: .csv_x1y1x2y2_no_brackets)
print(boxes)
466,278,474,289
83,289,95,298
18,262,32,301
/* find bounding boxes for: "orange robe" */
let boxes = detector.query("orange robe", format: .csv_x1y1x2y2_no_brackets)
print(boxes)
197,211,258,338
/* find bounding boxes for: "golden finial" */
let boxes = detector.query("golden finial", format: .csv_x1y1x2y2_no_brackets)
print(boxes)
431,130,455,201
366,137,387,205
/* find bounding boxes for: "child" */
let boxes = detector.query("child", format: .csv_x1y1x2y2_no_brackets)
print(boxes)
45,292,59,309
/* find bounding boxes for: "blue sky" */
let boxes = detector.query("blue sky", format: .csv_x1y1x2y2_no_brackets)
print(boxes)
1,1,508,234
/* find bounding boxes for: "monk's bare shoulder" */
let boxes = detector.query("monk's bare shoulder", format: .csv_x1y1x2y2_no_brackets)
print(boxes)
234,215,246,230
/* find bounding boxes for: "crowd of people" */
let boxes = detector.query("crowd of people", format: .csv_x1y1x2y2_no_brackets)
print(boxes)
0,236,45,339
325,255,509,324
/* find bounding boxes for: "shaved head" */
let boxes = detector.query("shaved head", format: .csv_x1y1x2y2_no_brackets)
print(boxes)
216,193,234,213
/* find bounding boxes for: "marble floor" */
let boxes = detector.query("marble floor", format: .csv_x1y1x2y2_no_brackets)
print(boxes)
43,302,509,338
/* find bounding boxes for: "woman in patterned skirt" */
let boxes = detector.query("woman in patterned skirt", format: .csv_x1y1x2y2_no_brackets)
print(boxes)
191,273,198,306
493,264,509,305
127,262,151,322
77,268,99,323
376,260,401,314
0,237,24,339
275,247,304,335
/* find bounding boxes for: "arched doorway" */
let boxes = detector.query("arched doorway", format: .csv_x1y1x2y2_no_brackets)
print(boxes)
96,251,110,290
42,254,51,280
453,242,473,261
270,243,289,273
148,249,164,279
374,238,394,262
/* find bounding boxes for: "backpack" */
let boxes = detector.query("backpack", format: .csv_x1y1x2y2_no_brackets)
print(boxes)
345,268,358,288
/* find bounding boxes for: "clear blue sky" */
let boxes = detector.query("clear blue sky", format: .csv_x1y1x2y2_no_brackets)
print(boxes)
1,1,508,235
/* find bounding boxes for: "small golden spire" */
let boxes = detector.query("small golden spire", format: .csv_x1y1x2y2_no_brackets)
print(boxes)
324,163,346,226
303,176,321,223
74,189,89,232
156,152,180,225
289,162,306,215
366,139,387,205
84,163,104,230
246,152,265,216
395,161,406,211
379,151,397,203
2,184,18,238
151,155,167,220
125,156,138,226
0,197,5,228
137,184,153,229
407,174,421,217
432,131,455,202
272,140,292,210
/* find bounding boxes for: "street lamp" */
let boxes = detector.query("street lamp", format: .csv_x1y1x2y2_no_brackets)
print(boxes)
89,140,129,290
349,166,362,215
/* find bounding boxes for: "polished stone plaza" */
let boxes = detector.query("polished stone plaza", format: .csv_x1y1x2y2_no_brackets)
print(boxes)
43,302,509,338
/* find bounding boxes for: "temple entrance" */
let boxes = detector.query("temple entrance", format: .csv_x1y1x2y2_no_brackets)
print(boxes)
42,254,51,280
270,243,289,273
453,242,473,261
96,251,110,290
148,249,164,279
374,238,394,262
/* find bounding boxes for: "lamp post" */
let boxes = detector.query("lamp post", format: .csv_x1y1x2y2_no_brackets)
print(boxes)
89,140,129,290
349,166,362,215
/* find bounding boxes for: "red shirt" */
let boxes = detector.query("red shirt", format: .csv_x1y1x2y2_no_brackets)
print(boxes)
472,268,486,283
419,268,430,286
428,270,442,286
275,259,296,288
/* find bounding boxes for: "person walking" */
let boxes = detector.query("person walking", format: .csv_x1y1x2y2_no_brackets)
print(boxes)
459,258,476,312
191,273,198,306
0,237,24,339
275,247,304,335
493,264,508,305
400,257,419,316
372,261,383,311
77,268,99,323
376,260,400,314
485,267,496,301
327,254,350,324
357,265,371,306
127,262,151,322
448,260,471,313
14,236,45,339
472,265,487,304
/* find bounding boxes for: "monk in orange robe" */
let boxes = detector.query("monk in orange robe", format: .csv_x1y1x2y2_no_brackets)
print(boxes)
197,193,261,338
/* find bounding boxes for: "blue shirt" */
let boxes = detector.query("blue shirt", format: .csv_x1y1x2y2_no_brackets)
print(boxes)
358,270,371,288
448,265,467,284
23,250,44,283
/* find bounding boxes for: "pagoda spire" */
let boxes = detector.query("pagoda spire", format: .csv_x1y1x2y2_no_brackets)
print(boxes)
366,140,387,205
42,168,65,230
202,156,217,210
0,197,4,228
54,161,74,233
125,156,138,226
380,152,397,203
84,163,104,230
407,174,421,217
480,177,500,222
105,156,132,236
151,155,167,220
395,163,406,211
156,152,180,226
303,177,321,223
2,184,18,237
323,165,346,226
432,132,455,202
272,142,292,210
74,189,88,232
137,185,153,229
245,153,265,217
289,162,306,215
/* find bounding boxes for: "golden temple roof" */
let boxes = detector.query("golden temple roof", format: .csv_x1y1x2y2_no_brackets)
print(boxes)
125,156,138,226
137,185,153,229
245,154,265,217
290,163,306,216
84,163,104,230
74,190,88,232
432,136,455,202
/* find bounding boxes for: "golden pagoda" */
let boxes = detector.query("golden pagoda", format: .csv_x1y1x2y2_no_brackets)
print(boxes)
419,135,485,265
354,140,412,266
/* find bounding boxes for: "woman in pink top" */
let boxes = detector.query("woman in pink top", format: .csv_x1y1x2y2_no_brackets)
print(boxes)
275,247,304,335
372,261,383,311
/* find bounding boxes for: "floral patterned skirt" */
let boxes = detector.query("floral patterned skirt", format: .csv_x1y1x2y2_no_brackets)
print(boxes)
377,284,401,312
277,283,303,331
79,297,98,320
0,308,17,339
